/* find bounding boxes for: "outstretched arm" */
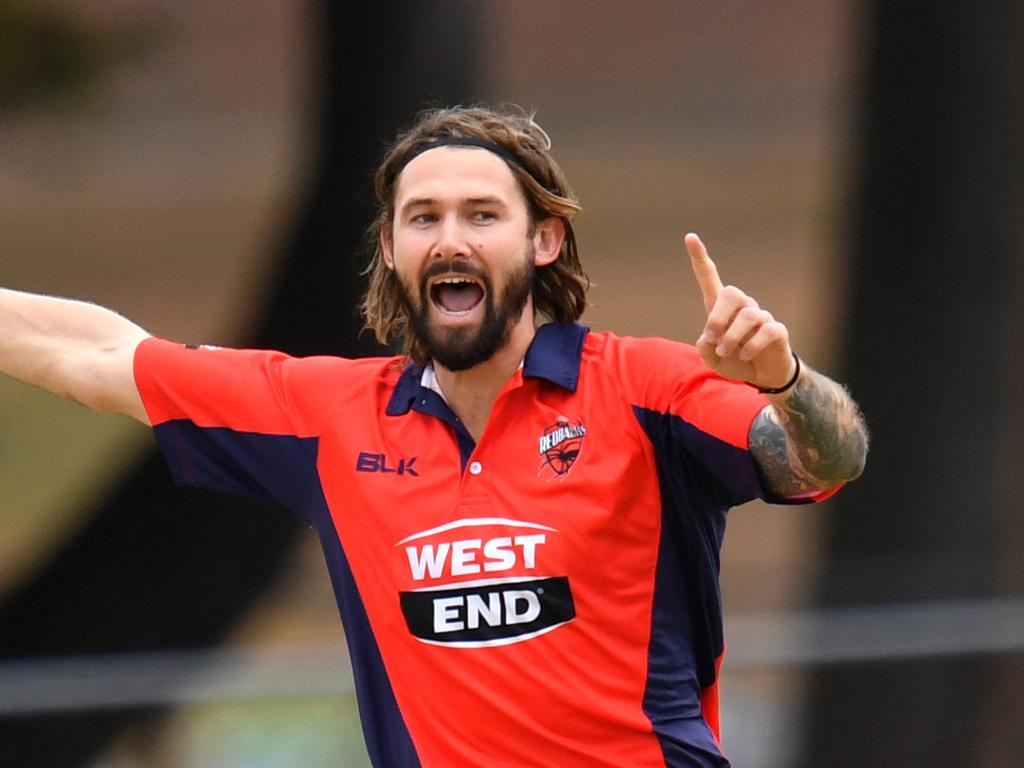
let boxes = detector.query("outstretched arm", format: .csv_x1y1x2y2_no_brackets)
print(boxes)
0,288,151,423
684,233,867,497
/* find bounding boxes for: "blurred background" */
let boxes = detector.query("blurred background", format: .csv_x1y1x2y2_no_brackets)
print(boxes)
1,1,1021,766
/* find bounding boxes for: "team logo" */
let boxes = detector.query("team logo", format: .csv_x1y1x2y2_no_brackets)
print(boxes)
396,518,576,648
538,417,586,478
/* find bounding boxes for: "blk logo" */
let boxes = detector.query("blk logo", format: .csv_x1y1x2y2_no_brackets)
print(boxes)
356,451,419,476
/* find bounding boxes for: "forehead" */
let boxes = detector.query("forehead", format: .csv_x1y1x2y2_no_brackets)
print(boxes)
393,146,525,208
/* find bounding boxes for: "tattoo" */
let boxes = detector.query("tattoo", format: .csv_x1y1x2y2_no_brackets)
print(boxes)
748,366,868,498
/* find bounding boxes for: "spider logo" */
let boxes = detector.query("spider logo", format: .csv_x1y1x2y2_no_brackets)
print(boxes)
538,417,587,478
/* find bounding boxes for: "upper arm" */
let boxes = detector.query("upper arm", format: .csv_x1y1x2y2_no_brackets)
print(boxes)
90,331,152,424
54,328,152,423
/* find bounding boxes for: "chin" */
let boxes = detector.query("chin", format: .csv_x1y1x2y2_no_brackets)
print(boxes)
425,320,513,372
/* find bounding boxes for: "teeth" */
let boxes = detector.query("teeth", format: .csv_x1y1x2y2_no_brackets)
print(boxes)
436,277,477,285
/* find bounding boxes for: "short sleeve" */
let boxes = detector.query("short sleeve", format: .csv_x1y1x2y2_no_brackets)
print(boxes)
133,338,344,520
607,334,769,507
609,334,840,506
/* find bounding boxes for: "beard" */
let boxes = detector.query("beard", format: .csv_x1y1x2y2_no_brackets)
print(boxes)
402,247,535,372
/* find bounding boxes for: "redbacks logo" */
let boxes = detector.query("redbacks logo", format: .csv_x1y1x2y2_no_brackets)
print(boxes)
395,518,575,648
538,417,586,479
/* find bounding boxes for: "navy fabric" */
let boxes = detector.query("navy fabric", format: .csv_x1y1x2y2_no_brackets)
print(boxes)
308,486,422,768
522,321,589,390
632,406,765,511
653,718,732,768
153,422,321,526
634,406,765,767
385,363,425,417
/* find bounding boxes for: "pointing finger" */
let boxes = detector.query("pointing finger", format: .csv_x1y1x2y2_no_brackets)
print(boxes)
685,233,723,314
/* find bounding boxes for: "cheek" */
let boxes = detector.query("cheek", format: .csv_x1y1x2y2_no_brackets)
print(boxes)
389,232,426,268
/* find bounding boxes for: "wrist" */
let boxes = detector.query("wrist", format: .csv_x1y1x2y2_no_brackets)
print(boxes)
754,351,800,395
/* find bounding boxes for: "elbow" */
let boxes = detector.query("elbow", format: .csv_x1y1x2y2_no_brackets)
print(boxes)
844,448,867,483
838,428,869,482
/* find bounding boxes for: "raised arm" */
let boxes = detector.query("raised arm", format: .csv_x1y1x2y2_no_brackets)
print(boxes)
0,288,151,423
684,233,867,497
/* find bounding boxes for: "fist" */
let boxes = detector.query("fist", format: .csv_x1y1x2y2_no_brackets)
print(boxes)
685,233,796,391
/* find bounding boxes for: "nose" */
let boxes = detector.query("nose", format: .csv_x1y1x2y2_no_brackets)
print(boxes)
431,214,470,260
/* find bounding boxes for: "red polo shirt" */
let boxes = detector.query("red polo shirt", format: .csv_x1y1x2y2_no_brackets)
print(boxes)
134,322,826,768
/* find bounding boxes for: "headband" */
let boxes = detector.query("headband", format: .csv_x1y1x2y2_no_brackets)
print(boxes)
398,136,545,188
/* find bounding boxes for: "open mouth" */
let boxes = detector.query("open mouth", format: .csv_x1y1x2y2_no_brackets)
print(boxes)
429,275,486,316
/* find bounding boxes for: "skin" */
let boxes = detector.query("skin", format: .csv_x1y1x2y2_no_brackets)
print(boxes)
0,288,149,423
685,234,867,494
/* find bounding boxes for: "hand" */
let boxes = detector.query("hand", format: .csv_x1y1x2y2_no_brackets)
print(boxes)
685,232,797,391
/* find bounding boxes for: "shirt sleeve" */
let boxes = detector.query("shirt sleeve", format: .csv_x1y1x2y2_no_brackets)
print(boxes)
613,334,838,507
133,338,341,521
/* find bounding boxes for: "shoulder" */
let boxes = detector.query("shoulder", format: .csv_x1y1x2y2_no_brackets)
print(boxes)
138,337,402,386
281,351,404,387
584,330,703,367
582,330,767,448
581,330,708,395
136,337,405,428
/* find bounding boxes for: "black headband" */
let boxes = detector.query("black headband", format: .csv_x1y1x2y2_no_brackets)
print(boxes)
398,136,544,187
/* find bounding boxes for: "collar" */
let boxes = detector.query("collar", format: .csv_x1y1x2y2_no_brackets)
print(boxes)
385,322,589,416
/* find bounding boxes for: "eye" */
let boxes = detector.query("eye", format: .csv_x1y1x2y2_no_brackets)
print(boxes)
410,212,438,225
471,210,498,223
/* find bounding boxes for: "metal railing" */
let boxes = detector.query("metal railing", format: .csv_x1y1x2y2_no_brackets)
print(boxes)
2,597,1022,716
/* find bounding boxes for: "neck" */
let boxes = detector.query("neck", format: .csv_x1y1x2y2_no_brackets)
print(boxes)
433,307,537,442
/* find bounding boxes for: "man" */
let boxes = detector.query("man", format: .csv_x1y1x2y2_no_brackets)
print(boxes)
1,105,867,767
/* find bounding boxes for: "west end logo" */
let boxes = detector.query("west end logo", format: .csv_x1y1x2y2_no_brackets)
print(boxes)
395,518,576,648
538,417,586,479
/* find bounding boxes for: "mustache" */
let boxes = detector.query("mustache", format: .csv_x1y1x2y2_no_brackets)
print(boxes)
421,259,487,282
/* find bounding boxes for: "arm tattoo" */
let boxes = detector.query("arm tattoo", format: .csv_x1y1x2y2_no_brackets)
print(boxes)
748,366,868,498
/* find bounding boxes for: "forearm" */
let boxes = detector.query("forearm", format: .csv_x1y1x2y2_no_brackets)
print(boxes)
0,288,150,419
749,362,868,497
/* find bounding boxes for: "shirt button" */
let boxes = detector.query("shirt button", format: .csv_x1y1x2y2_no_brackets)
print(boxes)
468,461,483,475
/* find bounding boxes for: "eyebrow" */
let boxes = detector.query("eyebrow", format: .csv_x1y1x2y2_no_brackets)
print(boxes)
398,196,510,216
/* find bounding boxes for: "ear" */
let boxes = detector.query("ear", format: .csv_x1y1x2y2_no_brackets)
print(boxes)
531,217,565,268
380,223,396,269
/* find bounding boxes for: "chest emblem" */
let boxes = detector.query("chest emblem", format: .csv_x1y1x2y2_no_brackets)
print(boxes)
538,417,586,479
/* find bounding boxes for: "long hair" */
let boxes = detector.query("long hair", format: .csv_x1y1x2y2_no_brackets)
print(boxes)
361,105,588,363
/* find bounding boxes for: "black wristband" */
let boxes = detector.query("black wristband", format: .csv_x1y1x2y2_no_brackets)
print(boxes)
756,352,801,395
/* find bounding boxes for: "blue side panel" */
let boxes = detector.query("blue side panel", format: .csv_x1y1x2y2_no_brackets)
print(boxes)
307,487,422,768
642,485,731,768
631,406,764,510
633,406,763,767
651,718,731,768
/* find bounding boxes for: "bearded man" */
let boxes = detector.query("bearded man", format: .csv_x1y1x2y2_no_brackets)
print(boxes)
0,105,866,767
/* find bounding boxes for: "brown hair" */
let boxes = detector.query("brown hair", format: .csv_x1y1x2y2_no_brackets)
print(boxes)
361,105,588,363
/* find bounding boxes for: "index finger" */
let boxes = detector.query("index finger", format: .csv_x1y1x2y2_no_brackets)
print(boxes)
684,232,723,314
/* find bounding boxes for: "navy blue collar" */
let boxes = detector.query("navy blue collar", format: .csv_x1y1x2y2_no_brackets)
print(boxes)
385,322,589,416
